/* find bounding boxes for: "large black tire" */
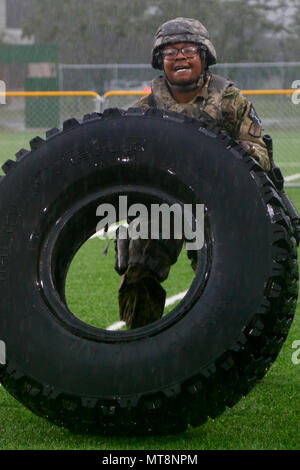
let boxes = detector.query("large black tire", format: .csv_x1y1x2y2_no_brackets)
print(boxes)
0,108,298,435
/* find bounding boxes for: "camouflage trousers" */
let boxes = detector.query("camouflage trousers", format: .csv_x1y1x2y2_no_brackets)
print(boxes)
118,237,195,329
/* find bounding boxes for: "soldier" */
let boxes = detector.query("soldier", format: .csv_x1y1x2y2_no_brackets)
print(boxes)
116,17,270,330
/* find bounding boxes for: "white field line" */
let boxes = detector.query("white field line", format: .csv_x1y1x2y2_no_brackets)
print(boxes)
165,290,188,307
90,221,128,240
285,173,300,182
106,290,188,331
278,162,300,167
106,321,126,331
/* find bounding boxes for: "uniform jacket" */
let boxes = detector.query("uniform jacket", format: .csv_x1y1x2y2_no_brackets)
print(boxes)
133,73,270,171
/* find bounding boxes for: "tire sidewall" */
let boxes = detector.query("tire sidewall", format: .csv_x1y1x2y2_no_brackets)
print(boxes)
0,114,273,398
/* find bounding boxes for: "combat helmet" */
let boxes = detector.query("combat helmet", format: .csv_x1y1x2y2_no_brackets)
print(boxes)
151,17,217,70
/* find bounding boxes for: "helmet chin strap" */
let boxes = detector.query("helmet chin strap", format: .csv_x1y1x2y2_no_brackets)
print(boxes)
165,73,205,93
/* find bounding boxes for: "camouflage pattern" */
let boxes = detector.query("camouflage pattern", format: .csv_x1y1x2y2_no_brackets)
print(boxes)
118,71,270,330
119,264,166,329
118,235,183,329
134,73,270,171
152,17,217,69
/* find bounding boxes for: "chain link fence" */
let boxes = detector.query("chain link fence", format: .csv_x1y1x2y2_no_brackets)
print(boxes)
0,93,100,131
59,62,300,94
0,92,101,173
246,92,300,183
59,61,300,183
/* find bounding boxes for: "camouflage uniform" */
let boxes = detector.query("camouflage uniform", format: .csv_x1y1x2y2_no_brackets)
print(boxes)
118,18,270,330
134,74,270,171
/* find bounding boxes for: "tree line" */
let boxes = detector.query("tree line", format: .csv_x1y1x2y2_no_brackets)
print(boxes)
19,0,300,64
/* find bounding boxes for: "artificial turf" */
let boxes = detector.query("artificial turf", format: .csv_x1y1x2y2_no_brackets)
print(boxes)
0,128,299,450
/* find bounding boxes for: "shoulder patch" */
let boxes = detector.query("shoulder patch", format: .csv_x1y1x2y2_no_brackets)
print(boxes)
248,104,262,127
248,104,262,137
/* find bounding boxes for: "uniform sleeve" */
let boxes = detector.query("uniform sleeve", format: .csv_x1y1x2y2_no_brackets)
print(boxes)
221,85,270,171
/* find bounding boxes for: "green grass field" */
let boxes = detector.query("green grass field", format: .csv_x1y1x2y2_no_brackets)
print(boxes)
0,128,300,450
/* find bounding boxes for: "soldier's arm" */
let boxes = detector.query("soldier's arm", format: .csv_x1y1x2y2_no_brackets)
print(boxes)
221,85,270,171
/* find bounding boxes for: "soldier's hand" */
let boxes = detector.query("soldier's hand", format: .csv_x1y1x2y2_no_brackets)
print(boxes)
237,139,267,168
238,140,256,156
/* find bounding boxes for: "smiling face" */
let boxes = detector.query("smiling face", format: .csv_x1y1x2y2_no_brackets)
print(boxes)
162,42,202,87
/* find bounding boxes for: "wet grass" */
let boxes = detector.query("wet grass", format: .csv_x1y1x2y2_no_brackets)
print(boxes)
0,125,300,450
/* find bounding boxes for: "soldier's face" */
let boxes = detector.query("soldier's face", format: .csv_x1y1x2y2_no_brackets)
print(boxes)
162,42,202,86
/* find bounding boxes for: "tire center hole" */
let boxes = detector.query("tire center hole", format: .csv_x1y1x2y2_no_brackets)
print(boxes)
65,227,195,330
